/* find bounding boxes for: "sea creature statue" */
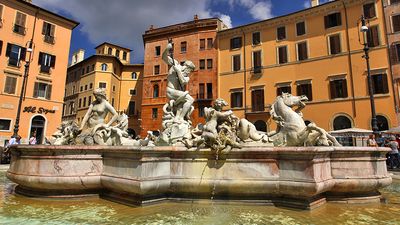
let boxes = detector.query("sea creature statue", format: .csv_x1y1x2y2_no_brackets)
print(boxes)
156,39,196,145
51,88,145,146
268,93,341,146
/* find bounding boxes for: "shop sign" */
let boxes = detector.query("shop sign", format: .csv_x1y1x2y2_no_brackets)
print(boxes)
23,106,56,114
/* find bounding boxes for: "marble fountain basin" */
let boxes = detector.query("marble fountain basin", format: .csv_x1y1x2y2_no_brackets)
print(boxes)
6,145,391,210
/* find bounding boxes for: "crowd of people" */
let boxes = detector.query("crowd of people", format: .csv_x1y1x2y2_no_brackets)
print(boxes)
368,133,400,169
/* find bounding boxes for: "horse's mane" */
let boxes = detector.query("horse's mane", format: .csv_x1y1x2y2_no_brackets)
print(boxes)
270,96,285,127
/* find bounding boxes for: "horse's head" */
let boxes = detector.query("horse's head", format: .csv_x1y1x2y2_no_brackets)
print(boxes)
280,92,308,107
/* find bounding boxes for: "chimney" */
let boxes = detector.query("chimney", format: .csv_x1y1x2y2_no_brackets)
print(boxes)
194,14,199,21
311,0,319,7
71,49,85,66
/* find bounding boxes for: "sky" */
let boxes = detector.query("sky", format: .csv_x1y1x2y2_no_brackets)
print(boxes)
32,0,331,64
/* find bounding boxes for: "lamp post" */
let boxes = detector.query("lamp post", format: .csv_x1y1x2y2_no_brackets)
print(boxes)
360,15,379,136
13,41,34,138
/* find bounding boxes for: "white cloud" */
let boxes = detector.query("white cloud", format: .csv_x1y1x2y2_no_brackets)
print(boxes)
219,14,233,28
33,0,231,63
228,0,273,20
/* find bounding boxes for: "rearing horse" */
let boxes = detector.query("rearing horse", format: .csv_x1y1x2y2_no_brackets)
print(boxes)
269,93,341,147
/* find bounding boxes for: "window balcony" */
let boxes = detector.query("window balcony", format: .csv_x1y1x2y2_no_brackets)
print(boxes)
13,24,26,35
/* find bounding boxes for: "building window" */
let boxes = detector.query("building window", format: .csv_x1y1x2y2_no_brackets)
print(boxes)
367,26,379,47
154,65,160,75
371,74,389,94
253,51,262,73
393,15,400,33
330,78,348,99
111,98,114,107
199,59,205,70
128,101,136,115
276,85,291,96
4,76,17,94
123,52,127,60
252,32,261,45
115,50,120,58
207,83,213,99
14,12,27,35
130,89,136,96
363,3,376,19
277,26,286,40
199,83,205,99
152,108,158,119
0,5,3,21
153,84,159,98
83,97,87,107
85,85,88,90
42,22,56,44
231,91,243,108
181,41,187,53
333,115,352,130
376,115,389,131
33,82,52,100
155,46,161,56
207,59,213,69
207,38,213,49
324,12,342,29
296,21,306,36
99,82,107,89
89,83,93,89
108,48,112,55
278,46,288,64
91,64,95,72
232,55,241,71
112,85,116,92
297,42,308,61
329,34,341,55
80,86,83,92
200,39,206,50
86,66,90,74
0,119,11,131
81,68,85,75
230,37,242,49
6,43,26,67
132,72,137,79
38,52,56,73
297,82,313,101
251,89,265,112
392,0,400,4
72,86,75,94
88,96,92,105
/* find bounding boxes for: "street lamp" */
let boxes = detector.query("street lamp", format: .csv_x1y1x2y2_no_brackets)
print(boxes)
359,15,379,136
13,40,34,138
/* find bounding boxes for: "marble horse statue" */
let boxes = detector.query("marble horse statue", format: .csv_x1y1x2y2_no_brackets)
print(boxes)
268,93,341,147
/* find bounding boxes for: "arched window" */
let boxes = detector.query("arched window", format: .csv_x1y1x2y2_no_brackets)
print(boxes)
254,120,267,132
123,52,127,60
132,72,137,79
333,115,352,130
375,115,389,131
153,84,159,98
116,49,120,58
108,48,112,55
101,63,108,71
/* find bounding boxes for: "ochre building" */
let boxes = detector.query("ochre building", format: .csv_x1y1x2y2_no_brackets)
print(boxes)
217,0,397,133
63,43,143,137
140,16,228,136
0,0,78,144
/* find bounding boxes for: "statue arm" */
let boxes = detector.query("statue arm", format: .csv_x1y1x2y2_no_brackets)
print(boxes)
80,104,93,130
162,43,176,66
105,101,119,127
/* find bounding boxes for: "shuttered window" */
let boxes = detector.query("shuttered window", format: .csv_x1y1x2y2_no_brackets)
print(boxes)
200,39,206,50
278,46,288,64
276,86,291,96
297,83,313,101
371,74,389,94
199,59,205,70
324,12,341,29
207,38,213,49
199,83,205,99
207,83,213,99
363,3,376,19
392,15,400,32
367,26,379,47
329,34,341,55
33,82,52,100
395,43,400,63
330,78,348,99
38,52,56,73
6,43,26,67
207,59,213,69
251,89,265,112
42,22,56,44
296,22,306,36
277,26,286,40
253,51,262,73
233,55,241,71
297,42,308,61
252,32,261,45
181,41,187,53
4,76,17,94
154,65,160,75
230,37,242,49
14,12,27,35
231,91,243,108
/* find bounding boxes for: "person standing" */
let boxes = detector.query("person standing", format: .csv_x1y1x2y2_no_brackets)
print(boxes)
386,135,400,169
29,131,37,145
367,134,378,147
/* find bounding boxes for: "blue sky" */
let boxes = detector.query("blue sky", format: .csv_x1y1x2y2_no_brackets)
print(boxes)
33,0,330,64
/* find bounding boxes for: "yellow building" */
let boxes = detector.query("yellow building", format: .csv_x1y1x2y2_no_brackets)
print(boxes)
0,0,78,144
217,0,397,133
63,43,143,137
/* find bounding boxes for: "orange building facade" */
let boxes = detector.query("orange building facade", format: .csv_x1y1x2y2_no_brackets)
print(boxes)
140,17,228,136
63,43,144,137
217,0,398,133
0,0,78,144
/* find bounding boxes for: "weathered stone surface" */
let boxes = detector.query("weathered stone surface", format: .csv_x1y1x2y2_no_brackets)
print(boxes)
6,145,391,210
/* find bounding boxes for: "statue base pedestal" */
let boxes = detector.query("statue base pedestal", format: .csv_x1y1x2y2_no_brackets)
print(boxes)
157,121,191,145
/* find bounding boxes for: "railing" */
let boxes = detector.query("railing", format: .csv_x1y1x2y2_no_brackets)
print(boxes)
13,24,26,35
44,35,55,44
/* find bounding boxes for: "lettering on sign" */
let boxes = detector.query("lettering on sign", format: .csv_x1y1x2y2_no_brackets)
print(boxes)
23,106,56,114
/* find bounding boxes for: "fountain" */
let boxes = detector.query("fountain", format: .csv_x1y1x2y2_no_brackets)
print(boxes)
6,40,391,210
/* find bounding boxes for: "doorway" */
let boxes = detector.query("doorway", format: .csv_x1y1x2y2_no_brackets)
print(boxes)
30,115,46,144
